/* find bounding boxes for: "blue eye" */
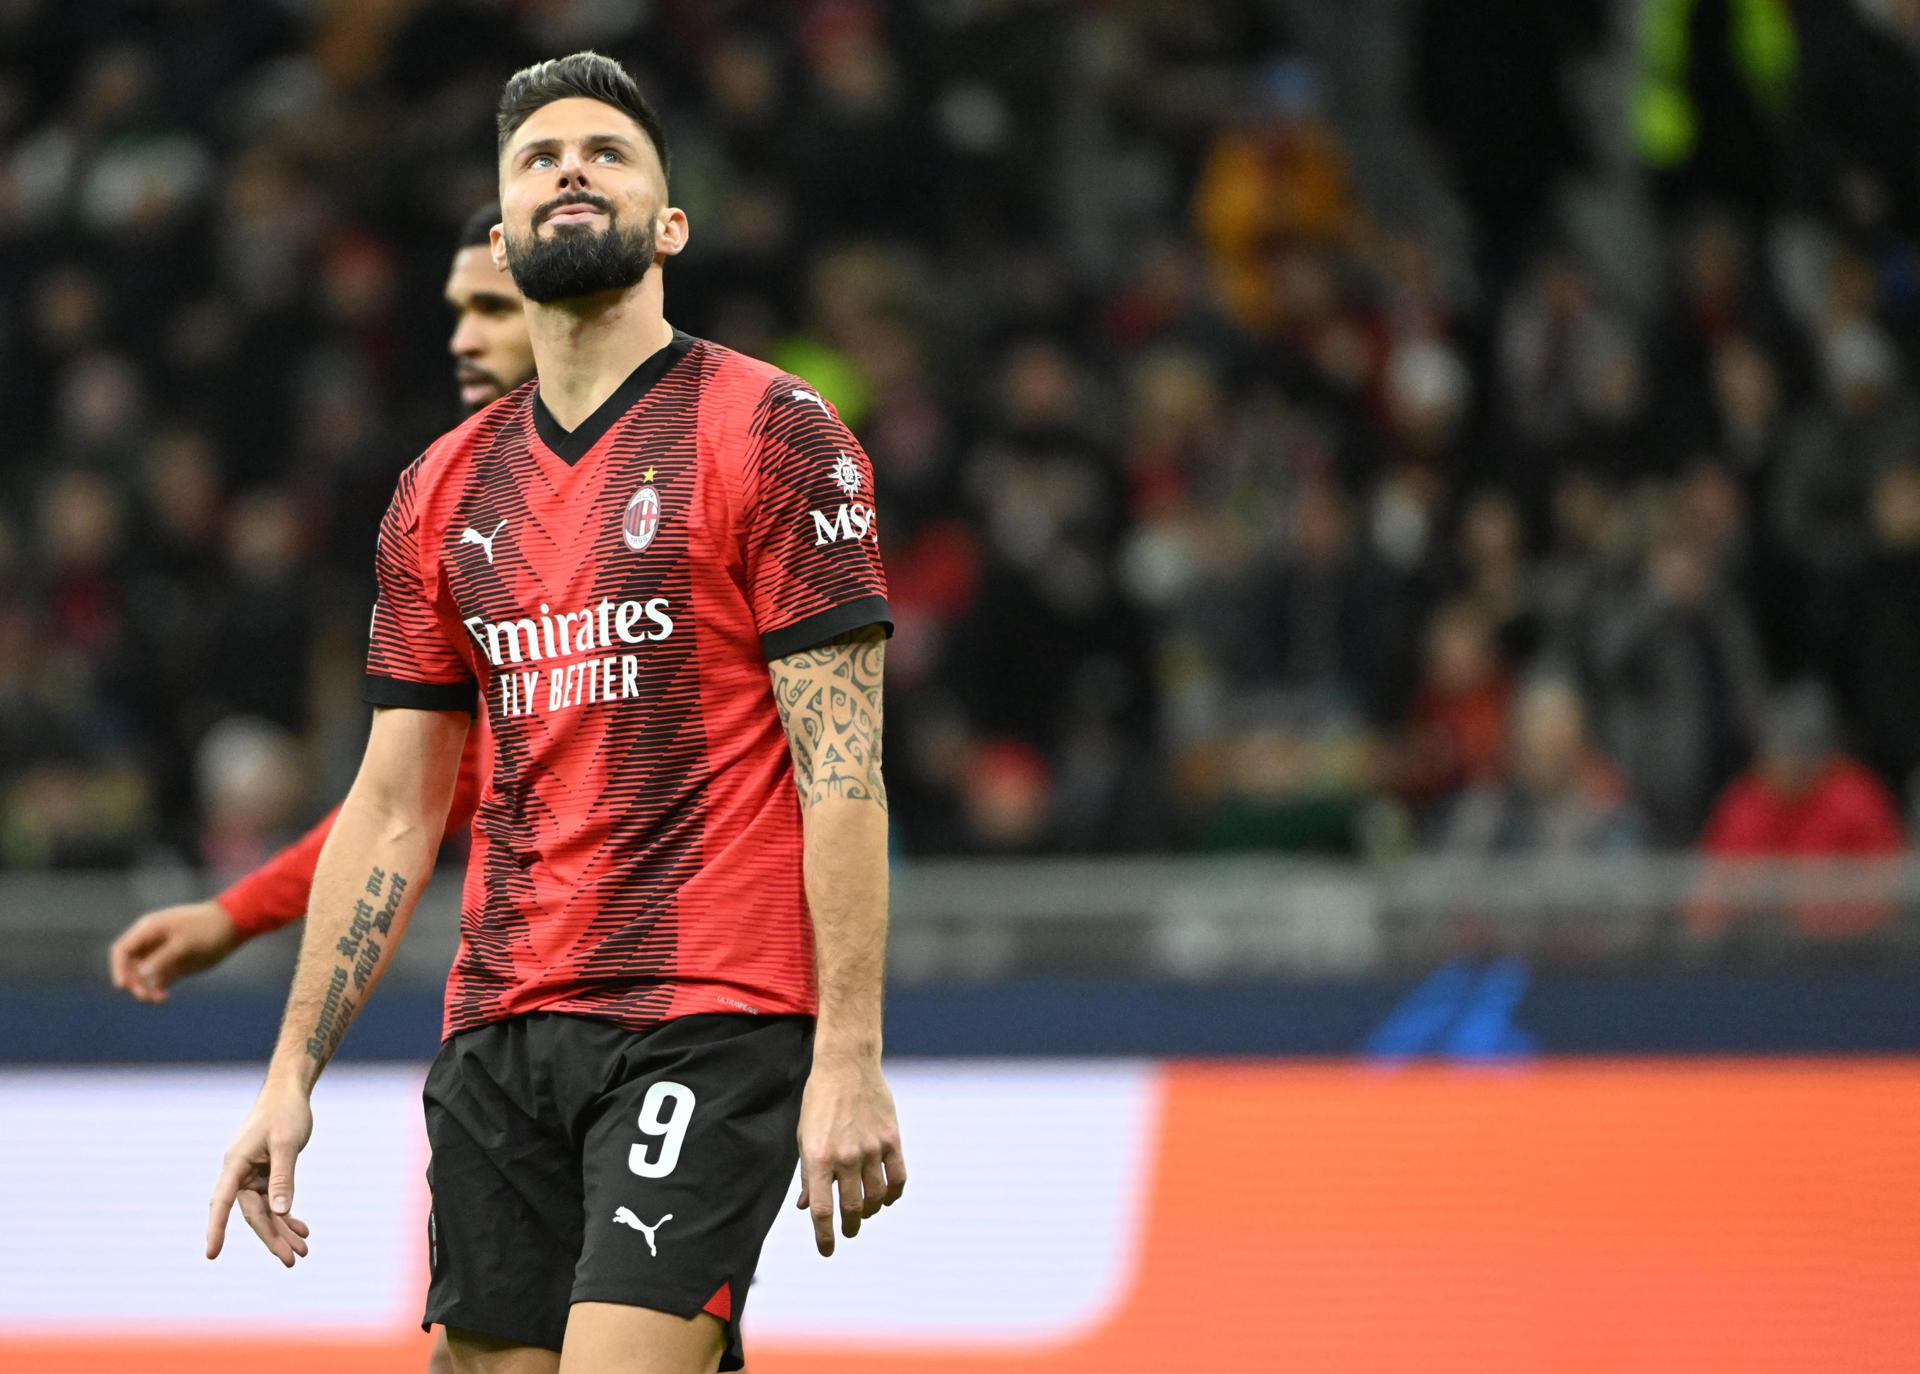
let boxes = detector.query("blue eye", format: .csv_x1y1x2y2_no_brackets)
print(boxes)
530,154,556,169
595,149,621,163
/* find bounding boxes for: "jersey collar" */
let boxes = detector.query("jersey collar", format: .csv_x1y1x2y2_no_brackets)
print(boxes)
532,329,695,466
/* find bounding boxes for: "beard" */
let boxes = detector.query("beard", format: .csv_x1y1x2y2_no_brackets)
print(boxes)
455,362,508,413
504,196,657,304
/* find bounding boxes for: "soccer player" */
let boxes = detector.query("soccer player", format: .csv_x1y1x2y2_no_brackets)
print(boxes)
107,203,530,1002
205,51,907,1374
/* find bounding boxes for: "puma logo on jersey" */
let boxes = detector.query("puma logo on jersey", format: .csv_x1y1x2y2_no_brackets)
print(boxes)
459,520,507,564
791,386,830,414
612,1207,673,1255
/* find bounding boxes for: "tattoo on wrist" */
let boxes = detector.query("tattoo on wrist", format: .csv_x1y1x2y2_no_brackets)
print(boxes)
306,966,355,1065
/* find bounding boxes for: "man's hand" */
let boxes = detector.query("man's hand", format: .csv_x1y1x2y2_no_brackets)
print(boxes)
795,1048,906,1256
207,1086,314,1267
109,901,241,1003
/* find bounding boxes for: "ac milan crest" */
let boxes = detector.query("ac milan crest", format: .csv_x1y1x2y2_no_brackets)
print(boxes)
623,484,661,551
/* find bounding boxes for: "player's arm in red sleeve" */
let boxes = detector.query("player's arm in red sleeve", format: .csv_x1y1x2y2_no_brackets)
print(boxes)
208,461,476,1267
106,803,342,1003
747,380,906,1258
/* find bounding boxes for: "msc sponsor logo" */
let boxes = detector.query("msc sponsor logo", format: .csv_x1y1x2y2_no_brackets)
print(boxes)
811,502,877,547
463,597,673,669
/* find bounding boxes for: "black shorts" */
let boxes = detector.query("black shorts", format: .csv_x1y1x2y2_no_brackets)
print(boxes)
421,1011,812,1370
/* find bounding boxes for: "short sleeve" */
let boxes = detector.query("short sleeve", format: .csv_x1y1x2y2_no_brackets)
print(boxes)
364,462,478,712
743,379,892,660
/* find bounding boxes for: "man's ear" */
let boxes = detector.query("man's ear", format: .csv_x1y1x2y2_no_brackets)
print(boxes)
655,206,690,260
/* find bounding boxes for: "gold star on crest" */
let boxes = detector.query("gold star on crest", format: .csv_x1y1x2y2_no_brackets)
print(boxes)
643,466,656,483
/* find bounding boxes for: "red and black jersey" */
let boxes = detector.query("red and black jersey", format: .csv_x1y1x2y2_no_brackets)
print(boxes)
365,331,889,1039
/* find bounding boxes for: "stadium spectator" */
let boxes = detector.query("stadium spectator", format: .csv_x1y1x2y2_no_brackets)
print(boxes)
1495,252,1644,486
1588,526,1766,845
1193,57,1359,336
1394,599,1513,818
1649,213,1799,470
1447,490,1543,666
193,716,305,880
1846,464,1920,791
1702,685,1904,857
1439,677,1642,856
1697,682,1905,937
1382,334,1474,484
1771,314,1920,679
1708,333,1791,479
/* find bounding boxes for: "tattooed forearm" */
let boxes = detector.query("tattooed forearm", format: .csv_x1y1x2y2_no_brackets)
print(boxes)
302,865,406,1067
263,707,460,1094
770,626,887,811
306,967,354,1065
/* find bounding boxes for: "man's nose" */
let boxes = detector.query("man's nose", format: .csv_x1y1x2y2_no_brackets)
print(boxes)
450,314,483,357
555,148,591,188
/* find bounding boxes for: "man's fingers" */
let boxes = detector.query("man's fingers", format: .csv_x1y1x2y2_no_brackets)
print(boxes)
136,957,173,1001
284,1214,310,1238
881,1141,907,1205
270,1208,309,1258
119,929,176,1002
107,937,130,990
836,1161,865,1239
805,1157,836,1256
859,1155,887,1220
237,1193,307,1264
108,923,156,991
237,1190,294,1267
267,1137,297,1216
205,1162,244,1259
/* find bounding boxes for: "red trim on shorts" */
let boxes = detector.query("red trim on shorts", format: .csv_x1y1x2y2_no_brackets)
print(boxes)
703,1281,732,1321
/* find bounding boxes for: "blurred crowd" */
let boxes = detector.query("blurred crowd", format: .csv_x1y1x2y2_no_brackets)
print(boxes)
5,0,1920,879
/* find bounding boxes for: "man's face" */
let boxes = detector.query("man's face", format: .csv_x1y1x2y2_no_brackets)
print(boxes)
1516,689,1586,795
445,245,532,411
495,97,677,304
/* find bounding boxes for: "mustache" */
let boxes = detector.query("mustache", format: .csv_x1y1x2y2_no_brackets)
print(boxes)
533,192,615,228
455,362,502,387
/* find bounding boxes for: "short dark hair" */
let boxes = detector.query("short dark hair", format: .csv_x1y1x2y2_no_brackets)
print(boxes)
496,51,669,179
457,202,501,251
